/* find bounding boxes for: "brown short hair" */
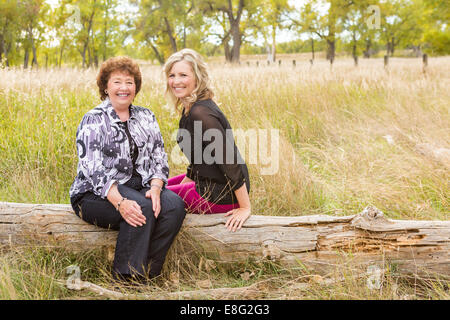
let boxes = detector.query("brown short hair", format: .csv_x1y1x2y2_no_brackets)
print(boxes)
97,56,142,101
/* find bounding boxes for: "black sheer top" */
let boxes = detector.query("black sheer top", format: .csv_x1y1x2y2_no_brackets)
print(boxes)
177,99,250,204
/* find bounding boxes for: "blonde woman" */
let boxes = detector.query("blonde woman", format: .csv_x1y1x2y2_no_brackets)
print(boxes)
163,49,251,232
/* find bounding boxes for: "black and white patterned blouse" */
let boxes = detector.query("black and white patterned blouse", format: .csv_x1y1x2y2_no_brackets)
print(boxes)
69,98,169,199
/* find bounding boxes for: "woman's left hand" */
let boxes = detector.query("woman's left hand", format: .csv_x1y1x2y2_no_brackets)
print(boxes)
224,207,251,232
145,187,161,218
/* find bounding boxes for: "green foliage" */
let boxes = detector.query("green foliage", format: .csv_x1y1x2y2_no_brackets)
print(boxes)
424,28,450,55
277,38,327,54
0,0,448,67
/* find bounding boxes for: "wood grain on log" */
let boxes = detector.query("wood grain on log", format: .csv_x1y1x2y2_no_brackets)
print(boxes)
1,202,449,277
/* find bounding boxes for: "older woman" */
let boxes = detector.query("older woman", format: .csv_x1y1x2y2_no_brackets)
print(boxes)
69,56,186,282
163,49,251,232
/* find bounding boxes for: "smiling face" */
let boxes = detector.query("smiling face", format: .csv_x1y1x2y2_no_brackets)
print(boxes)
106,71,136,110
168,60,197,100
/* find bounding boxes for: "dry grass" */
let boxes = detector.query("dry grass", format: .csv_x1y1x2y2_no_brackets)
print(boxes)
0,55,448,299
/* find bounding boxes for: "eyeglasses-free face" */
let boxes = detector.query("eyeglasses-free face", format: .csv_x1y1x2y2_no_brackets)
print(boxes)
168,60,197,100
106,71,136,110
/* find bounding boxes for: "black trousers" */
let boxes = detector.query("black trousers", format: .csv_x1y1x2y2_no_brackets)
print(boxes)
71,185,186,278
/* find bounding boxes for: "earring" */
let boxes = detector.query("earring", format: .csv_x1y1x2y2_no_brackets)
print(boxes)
105,89,108,95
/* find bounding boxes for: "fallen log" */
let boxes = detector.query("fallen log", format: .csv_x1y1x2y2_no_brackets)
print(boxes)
1,202,449,277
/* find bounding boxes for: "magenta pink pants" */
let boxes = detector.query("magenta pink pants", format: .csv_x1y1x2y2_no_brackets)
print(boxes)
165,174,239,214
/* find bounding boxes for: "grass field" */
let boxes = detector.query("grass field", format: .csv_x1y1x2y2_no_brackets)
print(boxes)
0,55,448,299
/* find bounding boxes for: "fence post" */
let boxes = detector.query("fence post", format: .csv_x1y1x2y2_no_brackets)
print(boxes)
422,53,428,74
384,55,389,68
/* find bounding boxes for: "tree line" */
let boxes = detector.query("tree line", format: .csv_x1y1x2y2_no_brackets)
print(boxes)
0,0,448,68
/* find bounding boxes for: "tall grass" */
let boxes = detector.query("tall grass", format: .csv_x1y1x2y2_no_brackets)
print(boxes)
0,56,448,299
0,242,448,300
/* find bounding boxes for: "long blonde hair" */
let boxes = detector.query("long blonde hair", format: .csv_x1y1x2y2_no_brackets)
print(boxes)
163,49,214,114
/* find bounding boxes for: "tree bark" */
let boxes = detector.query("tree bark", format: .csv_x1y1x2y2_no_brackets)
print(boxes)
326,38,335,63
23,47,30,69
148,39,165,65
102,1,109,62
223,37,232,62
220,0,244,64
30,31,38,68
271,24,276,63
229,19,241,63
81,3,96,68
58,39,65,68
0,34,3,63
390,36,396,56
163,17,178,53
352,32,358,66
363,38,371,58
1,203,448,277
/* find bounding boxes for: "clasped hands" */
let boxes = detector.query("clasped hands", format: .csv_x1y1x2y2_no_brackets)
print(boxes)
118,186,161,227
119,185,251,232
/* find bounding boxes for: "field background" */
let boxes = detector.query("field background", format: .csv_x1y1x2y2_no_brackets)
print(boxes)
0,54,448,299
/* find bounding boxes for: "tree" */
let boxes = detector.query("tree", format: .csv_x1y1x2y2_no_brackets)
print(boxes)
203,11,233,60
360,3,381,58
98,0,120,63
260,0,291,63
59,0,105,68
79,0,99,67
0,0,20,67
50,1,81,67
133,0,199,64
290,1,321,62
294,0,358,63
380,0,428,57
341,0,378,64
0,0,449,67
422,0,450,55
19,0,49,68
199,0,248,63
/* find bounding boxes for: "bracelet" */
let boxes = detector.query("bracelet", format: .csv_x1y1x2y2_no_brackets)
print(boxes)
150,184,162,191
117,197,127,211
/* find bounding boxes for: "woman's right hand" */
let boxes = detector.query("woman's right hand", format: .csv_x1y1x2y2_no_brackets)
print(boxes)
118,199,146,227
